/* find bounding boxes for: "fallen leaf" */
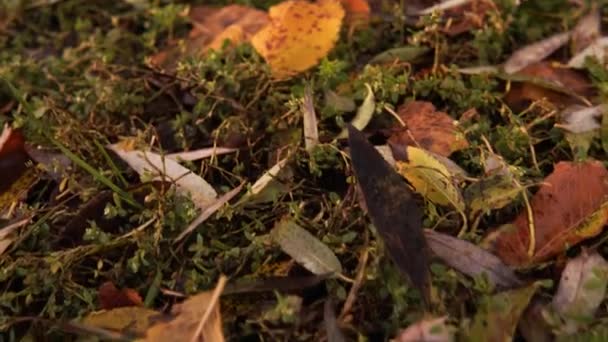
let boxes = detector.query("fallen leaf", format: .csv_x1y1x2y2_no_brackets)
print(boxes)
272,217,343,275
368,46,430,65
571,6,601,54
348,125,431,305
503,31,571,74
557,104,606,134
388,101,469,157
393,316,453,342
439,0,495,36
337,83,375,138
175,183,245,243
464,174,524,220
81,306,161,336
145,276,226,342
424,229,521,289
0,217,30,256
550,250,608,334
518,300,553,342
166,147,237,162
503,62,593,109
108,144,217,209
240,156,293,204
484,161,608,267
98,281,143,310
251,0,345,79
0,124,36,214
467,283,539,341
395,146,465,212
340,0,370,29
568,37,608,68
302,85,319,150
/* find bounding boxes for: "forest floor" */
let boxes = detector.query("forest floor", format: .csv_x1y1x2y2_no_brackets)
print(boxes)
1,0,608,341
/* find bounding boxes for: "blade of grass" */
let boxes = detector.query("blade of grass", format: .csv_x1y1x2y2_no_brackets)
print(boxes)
49,137,141,209
93,139,129,188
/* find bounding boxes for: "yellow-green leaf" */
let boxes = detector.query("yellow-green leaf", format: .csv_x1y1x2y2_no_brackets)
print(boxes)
395,146,465,212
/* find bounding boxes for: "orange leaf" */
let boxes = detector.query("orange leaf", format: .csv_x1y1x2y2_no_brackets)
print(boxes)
98,281,143,310
251,0,345,79
0,125,36,214
484,161,608,267
388,101,469,157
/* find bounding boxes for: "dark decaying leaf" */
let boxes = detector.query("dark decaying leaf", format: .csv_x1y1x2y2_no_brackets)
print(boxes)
347,125,431,305
424,229,521,289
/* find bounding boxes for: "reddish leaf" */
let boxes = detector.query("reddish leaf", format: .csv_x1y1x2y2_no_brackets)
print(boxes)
388,101,469,157
484,161,608,267
504,62,594,110
0,125,37,214
98,281,143,310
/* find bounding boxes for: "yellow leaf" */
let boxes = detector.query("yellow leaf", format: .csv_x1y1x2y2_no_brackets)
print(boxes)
80,307,161,335
395,146,464,211
251,0,345,79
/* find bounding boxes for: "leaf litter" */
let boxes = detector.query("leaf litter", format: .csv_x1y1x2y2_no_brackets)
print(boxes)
5,0,608,340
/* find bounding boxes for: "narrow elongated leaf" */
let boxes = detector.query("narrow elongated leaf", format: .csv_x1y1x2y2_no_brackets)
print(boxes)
272,218,342,275
109,144,217,209
368,46,429,65
568,37,608,68
424,229,521,288
348,125,431,304
302,85,319,150
338,84,375,138
504,31,571,74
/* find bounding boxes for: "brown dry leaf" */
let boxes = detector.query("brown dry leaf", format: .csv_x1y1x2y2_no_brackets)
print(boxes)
340,0,370,30
483,161,608,267
440,0,495,36
251,0,345,79
504,62,594,110
144,276,226,342
150,5,268,71
98,281,143,310
388,101,469,157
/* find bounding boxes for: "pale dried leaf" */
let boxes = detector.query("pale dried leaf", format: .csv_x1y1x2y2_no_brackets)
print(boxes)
250,157,290,196
0,218,29,256
557,104,607,134
324,300,346,342
424,229,521,288
393,317,453,342
271,218,342,275
302,86,319,151
108,145,217,209
568,37,608,68
338,84,375,138
166,147,237,161
551,251,608,334
504,32,571,74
